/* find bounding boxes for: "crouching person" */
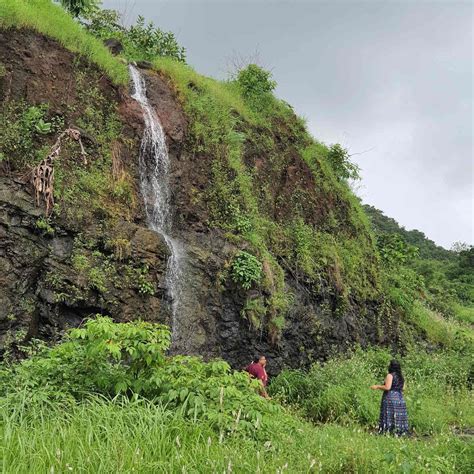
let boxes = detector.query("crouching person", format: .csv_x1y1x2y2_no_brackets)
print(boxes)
246,355,270,399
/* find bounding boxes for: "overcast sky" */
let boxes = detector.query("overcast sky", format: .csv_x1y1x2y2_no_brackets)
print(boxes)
104,0,473,249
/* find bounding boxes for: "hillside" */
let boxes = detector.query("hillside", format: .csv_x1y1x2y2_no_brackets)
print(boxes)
0,0,407,372
364,204,473,325
0,2,472,473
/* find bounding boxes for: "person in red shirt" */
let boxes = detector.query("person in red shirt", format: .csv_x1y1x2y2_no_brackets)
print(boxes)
245,355,269,398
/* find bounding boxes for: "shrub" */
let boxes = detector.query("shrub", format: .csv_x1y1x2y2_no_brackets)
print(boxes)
1,317,278,436
230,251,263,290
85,10,186,62
59,0,99,18
327,144,360,182
377,233,419,268
236,64,276,112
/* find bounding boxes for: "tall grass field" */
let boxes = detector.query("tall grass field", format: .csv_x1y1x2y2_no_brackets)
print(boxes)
0,318,472,473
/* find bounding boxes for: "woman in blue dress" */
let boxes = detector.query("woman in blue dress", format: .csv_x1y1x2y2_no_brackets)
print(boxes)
370,360,409,435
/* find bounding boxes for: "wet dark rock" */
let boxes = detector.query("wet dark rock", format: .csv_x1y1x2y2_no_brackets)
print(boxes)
103,38,123,55
136,60,153,70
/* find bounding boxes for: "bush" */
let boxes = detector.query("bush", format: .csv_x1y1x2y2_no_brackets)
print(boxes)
236,64,276,112
1,317,278,436
59,0,99,17
230,251,263,290
377,233,419,268
327,144,360,182
86,10,186,62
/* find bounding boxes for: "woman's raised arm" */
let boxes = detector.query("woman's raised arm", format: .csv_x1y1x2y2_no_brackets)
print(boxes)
370,373,393,391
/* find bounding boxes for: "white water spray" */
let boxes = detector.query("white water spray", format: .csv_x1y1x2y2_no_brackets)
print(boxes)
129,64,185,344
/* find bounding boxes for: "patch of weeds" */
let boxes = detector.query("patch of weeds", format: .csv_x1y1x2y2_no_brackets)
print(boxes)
105,237,131,261
45,271,83,305
0,101,63,171
35,217,55,236
137,266,155,296
241,296,266,330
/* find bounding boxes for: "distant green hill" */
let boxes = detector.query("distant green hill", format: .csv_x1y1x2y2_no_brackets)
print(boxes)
363,204,473,324
363,204,454,261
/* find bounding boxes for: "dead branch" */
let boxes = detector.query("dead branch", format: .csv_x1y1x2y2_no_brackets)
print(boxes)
111,140,123,181
32,128,86,216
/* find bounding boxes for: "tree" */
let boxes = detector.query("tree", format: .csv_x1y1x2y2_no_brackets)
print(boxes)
327,144,360,182
59,0,99,18
451,241,470,254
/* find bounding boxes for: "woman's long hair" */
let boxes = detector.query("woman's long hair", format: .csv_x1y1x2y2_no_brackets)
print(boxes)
388,359,404,384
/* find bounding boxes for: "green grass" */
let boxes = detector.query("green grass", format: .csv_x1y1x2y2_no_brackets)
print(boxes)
453,303,474,325
270,347,474,438
0,0,128,84
407,301,474,350
1,394,472,473
1,321,472,472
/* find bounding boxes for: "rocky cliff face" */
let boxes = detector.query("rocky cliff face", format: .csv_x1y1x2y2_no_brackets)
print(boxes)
0,29,172,350
0,29,398,373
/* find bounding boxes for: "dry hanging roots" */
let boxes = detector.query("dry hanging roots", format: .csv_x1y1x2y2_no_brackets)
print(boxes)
32,128,86,216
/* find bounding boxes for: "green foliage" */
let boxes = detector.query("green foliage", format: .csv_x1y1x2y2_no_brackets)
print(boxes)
50,69,137,225
136,265,155,296
452,303,474,325
236,64,276,112
1,394,470,473
366,204,474,322
151,56,382,328
23,104,53,133
285,217,380,304
385,266,424,314
364,204,453,261
34,216,55,236
270,347,474,435
71,243,115,294
1,317,277,436
240,296,266,329
377,233,419,268
0,0,128,84
289,217,319,278
327,143,361,182
405,301,474,350
85,10,186,62
59,0,99,18
0,101,61,170
230,251,263,290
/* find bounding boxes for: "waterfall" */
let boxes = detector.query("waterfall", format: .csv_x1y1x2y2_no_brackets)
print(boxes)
129,64,185,346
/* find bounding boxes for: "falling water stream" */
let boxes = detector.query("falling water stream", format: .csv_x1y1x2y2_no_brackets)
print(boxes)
129,64,185,346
